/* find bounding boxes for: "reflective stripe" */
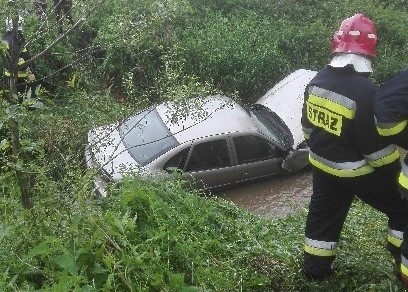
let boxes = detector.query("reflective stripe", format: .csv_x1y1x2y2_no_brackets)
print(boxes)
308,95,355,120
364,145,400,167
309,151,374,177
388,227,404,248
403,255,408,267
376,120,408,136
402,255,408,278
398,172,408,191
399,162,408,191
308,86,356,119
4,71,29,78
304,237,337,257
18,58,26,65
402,161,408,177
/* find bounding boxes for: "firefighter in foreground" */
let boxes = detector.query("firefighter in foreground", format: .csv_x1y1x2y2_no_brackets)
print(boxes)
301,13,408,284
1,16,37,103
374,68,408,286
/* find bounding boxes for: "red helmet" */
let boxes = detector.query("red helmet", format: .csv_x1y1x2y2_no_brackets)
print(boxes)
331,13,377,58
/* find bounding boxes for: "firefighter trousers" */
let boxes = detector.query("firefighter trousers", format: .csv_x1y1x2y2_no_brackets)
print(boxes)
303,164,408,278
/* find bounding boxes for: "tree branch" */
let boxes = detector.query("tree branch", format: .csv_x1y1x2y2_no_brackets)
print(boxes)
19,17,85,69
20,0,109,69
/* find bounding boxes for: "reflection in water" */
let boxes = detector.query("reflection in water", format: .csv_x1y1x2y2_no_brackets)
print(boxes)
218,168,313,219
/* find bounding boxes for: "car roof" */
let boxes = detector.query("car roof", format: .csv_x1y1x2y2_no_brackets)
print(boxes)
156,95,259,144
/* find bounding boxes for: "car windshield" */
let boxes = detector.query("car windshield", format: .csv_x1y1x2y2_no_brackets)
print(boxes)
250,104,293,150
118,107,179,166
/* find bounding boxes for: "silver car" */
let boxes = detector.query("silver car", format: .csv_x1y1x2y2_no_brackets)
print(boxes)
85,69,317,196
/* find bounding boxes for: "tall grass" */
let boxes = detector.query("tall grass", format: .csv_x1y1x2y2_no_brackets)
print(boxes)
0,167,404,290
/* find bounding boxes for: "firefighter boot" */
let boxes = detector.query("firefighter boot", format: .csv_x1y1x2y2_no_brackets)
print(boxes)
388,242,401,271
303,252,335,281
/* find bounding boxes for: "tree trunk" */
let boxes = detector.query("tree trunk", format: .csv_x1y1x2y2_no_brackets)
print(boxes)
8,117,32,209
7,16,32,209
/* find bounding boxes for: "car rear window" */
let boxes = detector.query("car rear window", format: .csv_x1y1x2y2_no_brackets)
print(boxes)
119,108,179,165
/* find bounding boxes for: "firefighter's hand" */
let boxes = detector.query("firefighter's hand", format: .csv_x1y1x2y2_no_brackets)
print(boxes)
27,73,36,81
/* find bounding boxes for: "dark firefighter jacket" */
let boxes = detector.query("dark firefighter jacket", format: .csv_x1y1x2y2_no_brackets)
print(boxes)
374,69,408,145
301,65,400,178
2,31,34,79
374,69,408,196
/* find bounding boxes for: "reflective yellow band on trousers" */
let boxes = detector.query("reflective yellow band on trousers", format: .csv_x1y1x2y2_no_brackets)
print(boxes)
376,120,408,136
304,244,336,256
304,237,337,257
309,151,374,177
388,228,404,247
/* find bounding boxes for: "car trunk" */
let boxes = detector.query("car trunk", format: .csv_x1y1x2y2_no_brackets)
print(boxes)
255,69,318,149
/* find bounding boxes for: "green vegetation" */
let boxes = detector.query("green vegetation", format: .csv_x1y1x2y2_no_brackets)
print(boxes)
1,162,404,290
1,0,407,290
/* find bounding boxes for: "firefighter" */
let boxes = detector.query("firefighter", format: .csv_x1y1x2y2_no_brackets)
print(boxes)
1,16,37,103
301,13,408,284
374,69,408,286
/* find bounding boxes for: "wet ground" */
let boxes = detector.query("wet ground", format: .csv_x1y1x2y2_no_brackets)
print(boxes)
218,167,313,219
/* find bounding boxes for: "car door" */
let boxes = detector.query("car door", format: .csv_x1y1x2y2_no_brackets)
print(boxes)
184,137,236,189
231,134,287,184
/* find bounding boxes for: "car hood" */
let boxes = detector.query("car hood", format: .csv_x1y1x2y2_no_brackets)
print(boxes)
255,69,317,148
87,124,142,181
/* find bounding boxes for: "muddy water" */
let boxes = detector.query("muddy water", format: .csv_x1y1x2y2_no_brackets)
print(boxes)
218,168,313,219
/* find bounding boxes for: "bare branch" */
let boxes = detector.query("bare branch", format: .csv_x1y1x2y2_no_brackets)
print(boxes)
19,16,85,69
20,0,109,69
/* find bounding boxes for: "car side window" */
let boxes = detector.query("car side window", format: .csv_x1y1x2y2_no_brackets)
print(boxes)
163,147,190,173
233,135,277,164
186,139,230,172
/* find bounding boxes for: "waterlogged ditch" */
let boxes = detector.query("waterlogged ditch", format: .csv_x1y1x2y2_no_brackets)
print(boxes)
218,167,313,218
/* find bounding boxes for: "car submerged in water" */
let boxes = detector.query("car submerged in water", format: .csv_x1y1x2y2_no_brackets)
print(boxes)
84,69,318,196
